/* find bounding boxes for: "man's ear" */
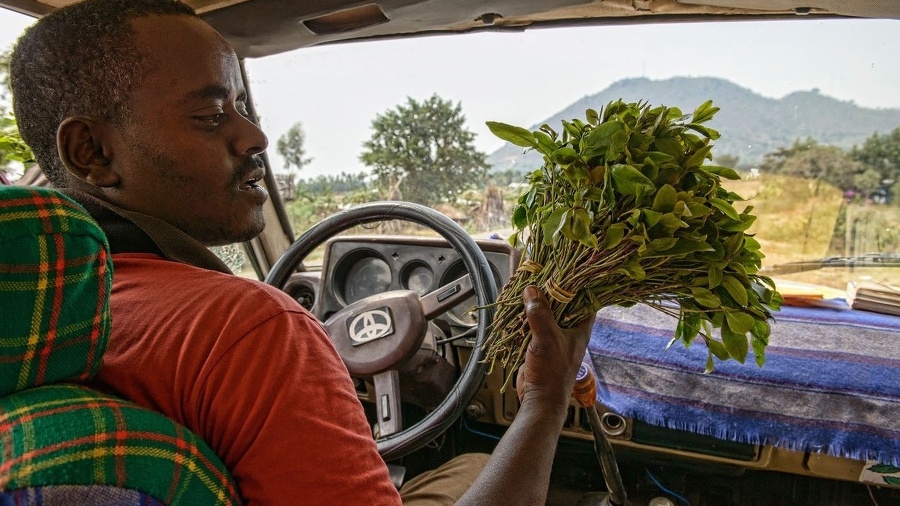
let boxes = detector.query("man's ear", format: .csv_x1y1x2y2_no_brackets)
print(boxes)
57,117,120,188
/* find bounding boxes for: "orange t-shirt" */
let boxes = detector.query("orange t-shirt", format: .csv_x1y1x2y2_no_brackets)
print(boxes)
95,253,401,505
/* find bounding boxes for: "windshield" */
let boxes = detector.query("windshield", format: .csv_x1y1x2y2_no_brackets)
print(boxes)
239,18,899,293
2,13,898,293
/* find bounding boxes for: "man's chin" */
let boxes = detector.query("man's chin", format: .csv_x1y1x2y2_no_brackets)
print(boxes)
200,218,266,246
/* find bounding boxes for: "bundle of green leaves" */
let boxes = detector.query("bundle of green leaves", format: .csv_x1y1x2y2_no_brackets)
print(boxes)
485,100,783,389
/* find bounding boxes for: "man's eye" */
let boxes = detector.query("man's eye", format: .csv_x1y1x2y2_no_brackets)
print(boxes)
198,114,225,126
237,103,252,119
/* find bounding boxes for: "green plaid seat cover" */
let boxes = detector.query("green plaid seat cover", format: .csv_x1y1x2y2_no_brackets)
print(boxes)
0,384,241,504
0,187,242,504
0,186,111,396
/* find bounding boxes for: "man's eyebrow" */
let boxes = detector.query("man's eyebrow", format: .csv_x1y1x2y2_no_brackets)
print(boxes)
179,85,246,105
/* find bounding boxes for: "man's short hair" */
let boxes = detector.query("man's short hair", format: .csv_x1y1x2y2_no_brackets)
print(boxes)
10,0,197,186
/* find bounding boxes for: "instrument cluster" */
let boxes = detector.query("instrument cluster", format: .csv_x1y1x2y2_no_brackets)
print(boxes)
313,235,518,330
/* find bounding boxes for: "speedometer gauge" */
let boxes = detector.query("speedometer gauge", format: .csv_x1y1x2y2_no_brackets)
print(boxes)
343,256,392,304
402,262,434,295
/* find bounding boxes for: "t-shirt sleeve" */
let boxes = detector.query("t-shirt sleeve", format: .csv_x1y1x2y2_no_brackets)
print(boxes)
197,308,402,506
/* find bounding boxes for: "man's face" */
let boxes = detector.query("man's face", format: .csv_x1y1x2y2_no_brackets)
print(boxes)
105,15,269,245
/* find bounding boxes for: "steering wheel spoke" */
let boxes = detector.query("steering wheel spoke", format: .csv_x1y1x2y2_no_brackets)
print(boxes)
373,370,403,437
420,274,474,319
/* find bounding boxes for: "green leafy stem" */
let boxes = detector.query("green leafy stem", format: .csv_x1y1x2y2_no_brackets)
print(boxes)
484,99,783,389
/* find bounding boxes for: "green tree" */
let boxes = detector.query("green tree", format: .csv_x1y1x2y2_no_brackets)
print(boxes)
759,137,818,174
851,127,900,200
360,94,489,206
778,145,864,193
276,122,312,172
1,47,36,179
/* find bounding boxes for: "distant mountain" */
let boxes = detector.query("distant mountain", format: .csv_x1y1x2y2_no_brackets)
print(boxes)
487,77,900,172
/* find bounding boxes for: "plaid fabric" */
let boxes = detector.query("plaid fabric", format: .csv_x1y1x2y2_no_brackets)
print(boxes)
0,485,166,505
0,186,112,396
0,384,242,504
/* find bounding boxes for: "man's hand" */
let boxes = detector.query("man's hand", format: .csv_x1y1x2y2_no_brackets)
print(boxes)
458,286,596,505
515,285,594,410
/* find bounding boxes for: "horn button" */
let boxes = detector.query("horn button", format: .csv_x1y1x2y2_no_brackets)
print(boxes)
324,290,426,376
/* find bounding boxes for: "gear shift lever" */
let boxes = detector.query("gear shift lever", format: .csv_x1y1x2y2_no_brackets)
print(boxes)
572,358,630,506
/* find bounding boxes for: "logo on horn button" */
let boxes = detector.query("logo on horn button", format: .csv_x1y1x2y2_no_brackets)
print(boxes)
348,307,394,346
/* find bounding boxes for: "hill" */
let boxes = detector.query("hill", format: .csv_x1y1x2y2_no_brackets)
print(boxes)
487,77,900,172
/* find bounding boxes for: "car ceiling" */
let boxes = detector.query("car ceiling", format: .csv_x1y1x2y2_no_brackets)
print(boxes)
2,0,899,58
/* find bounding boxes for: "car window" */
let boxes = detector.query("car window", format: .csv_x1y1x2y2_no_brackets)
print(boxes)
242,18,899,292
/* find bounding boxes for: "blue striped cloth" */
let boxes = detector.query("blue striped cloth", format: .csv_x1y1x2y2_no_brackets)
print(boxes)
588,301,900,467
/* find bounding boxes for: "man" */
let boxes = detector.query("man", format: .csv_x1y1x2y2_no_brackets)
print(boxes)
10,1,593,504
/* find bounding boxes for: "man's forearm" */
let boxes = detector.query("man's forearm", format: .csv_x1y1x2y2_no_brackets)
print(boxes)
455,397,569,505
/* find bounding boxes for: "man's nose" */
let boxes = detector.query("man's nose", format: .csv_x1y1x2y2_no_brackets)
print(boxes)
233,114,268,156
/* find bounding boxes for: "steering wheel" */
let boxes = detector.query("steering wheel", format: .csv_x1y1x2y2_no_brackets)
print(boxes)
265,201,497,461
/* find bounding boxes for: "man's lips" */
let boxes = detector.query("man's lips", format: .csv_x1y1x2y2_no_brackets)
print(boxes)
238,157,266,190
240,167,266,189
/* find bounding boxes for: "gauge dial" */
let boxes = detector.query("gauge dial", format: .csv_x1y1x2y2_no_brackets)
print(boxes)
402,262,434,296
343,256,392,304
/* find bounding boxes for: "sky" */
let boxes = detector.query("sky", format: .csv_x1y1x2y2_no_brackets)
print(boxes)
2,9,899,178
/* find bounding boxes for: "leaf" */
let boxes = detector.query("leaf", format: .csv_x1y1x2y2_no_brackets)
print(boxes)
616,257,646,280
705,338,729,361
689,287,721,308
721,275,750,306
511,205,527,230
563,163,591,187
611,164,655,197
721,327,748,363
652,184,677,212
708,265,723,288
752,336,767,367
551,146,580,166
486,121,537,148
710,197,741,221
691,99,720,124
533,130,558,155
650,237,678,252
868,464,900,474
583,186,606,203
703,165,742,180
601,223,627,249
565,207,598,248
642,209,662,227
584,120,625,150
675,313,701,345
685,144,714,169
725,311,755,334
542,207,569,242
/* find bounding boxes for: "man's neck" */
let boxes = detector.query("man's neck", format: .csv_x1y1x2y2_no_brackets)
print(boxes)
60,188,232,274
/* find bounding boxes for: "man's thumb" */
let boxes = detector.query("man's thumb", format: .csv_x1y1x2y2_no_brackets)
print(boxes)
524,285,554,338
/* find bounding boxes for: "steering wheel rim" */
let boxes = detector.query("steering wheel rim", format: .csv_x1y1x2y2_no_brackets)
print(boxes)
265,201,497,461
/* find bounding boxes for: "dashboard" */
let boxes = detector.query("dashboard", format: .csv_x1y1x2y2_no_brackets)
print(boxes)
279,234,898,500
284,234,519,331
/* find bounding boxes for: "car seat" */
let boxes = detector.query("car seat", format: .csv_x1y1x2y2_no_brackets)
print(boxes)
0,185,242,505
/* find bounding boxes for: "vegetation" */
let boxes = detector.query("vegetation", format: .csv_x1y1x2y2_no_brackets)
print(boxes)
276,122,312,173
485,100,782,386
851,127,900,202
360,94,489,205
0,48,35,179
